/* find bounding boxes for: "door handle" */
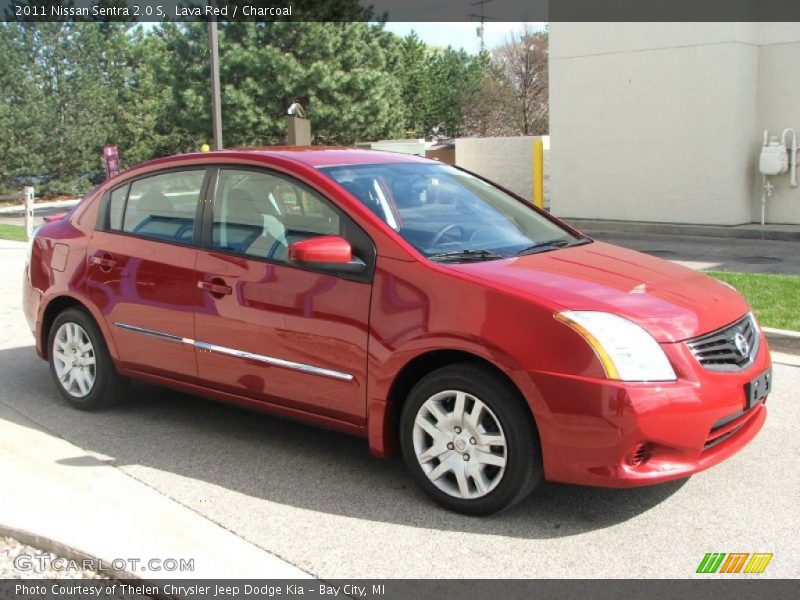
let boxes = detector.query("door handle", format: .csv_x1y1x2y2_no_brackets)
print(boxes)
198,279,233,297
90,253,116,271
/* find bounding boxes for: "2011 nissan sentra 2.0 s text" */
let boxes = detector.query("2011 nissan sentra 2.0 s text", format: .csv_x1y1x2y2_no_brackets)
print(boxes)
22,148,771,515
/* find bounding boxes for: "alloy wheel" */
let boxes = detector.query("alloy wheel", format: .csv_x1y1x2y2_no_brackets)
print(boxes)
52,322,97,398
412,389,507,499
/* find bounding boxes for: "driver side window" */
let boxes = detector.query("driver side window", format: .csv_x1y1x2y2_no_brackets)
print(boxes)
211,169,341,263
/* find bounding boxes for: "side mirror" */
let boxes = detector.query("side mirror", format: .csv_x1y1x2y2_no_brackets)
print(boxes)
288,235,366,274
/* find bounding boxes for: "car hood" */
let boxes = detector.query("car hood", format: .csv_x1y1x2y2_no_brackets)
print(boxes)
447,241,750,343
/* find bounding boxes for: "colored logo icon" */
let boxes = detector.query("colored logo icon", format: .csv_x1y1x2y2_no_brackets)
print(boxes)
697,553,773,574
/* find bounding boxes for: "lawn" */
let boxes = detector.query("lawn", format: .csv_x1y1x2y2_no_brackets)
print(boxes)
707,271,800,331
0,224,27,242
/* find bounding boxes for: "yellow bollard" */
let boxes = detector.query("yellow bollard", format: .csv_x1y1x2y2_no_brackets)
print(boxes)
532,137,544,208
200,143,210,152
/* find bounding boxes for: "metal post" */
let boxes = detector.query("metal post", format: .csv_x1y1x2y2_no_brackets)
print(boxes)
532,138,544,209
208,4,223,150
24,186,35,239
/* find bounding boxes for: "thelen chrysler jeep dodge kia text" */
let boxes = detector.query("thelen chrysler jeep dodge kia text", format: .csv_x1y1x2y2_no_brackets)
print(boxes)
23,148,771,515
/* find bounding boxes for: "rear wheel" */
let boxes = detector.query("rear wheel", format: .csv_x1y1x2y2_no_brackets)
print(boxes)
48,308,127,410
400,362,542,515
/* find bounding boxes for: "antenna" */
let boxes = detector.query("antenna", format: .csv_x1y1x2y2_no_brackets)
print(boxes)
468,0,495,53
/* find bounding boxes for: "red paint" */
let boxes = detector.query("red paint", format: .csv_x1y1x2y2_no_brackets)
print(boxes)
22,148,770,488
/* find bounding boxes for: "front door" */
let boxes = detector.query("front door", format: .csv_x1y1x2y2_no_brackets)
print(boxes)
86,168,208,382
193,167,373,423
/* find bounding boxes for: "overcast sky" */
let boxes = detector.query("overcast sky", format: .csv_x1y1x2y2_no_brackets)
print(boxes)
383,22,545,53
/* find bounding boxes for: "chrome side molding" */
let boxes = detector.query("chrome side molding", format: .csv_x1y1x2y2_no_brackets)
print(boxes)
114,322,187,344
113,322,354,382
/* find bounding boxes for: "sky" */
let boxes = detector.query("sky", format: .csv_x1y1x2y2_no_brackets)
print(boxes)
383,22,545,54
137,21,545,55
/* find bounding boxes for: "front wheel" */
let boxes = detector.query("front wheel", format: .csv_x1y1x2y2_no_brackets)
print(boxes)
400,362,542,515
48,307,127,410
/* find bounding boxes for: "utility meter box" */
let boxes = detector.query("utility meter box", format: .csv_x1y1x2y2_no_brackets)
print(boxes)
759,140,788,176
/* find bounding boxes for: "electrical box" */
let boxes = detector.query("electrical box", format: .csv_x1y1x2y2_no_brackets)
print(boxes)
759,137,788,176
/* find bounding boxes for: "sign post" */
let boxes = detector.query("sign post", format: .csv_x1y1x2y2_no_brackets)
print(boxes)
24,186,34,240
103,146,120,180
532,137,544,208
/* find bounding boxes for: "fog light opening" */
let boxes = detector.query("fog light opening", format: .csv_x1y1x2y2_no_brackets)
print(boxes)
628,442,653,467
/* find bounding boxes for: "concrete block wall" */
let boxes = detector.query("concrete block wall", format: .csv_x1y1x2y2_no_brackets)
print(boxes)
455,136,550,209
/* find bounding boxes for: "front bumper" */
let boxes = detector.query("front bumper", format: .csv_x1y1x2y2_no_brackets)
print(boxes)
531,334,771,487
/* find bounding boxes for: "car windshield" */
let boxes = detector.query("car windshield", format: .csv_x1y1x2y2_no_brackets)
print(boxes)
319,162,587,261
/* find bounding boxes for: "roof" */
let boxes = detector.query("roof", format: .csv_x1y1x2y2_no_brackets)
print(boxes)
208,146,432,167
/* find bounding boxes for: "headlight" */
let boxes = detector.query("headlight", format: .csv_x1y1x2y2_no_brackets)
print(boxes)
555,311,677,382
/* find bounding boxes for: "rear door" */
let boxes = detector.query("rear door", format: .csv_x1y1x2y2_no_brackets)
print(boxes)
85,168,209,382
193,166,374,423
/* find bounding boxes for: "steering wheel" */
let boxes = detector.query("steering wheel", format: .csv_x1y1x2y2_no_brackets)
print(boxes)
467,227,492,243
267,238,288,260
431,224,466,246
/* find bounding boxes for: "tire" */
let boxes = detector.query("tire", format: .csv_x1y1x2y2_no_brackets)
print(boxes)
400,362,543,516
47,307,127,410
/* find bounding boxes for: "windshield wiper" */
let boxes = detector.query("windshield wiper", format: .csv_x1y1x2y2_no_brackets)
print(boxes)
428,249,508,263
515,237,589,256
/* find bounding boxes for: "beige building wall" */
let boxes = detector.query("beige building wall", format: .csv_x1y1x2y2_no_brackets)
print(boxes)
550,23,800,225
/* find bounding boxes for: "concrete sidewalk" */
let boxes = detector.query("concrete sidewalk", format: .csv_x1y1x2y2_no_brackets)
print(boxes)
0,399,310,580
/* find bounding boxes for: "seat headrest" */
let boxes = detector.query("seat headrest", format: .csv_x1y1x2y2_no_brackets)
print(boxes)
225,189,260,225
137,191,170,214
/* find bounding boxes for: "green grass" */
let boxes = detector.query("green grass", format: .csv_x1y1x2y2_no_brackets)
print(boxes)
707,271,800,331
0,224,27,242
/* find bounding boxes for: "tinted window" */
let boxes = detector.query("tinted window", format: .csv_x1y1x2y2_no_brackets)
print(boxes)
212,169,340,263
122,170,205,243
320,163,583,259
107,185,128,230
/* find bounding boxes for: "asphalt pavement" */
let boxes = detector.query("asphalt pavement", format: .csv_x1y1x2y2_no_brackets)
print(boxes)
586,230,800,275
0,241,798,578
0,200,79,228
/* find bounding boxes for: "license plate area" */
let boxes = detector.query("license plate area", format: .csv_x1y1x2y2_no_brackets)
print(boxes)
744,367,772,409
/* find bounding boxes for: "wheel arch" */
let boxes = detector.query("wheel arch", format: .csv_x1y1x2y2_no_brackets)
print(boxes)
40,294,118,363
368,348,540,458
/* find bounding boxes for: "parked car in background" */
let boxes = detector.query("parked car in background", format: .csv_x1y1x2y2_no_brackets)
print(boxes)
22,148,771,515
13,174,52,186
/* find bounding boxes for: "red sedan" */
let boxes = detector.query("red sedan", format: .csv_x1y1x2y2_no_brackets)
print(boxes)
22,148,771,515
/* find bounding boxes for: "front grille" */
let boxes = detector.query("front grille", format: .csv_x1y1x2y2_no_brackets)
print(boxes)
686,313,759,372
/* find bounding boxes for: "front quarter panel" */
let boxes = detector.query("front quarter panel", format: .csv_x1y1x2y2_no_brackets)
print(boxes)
366,255,605,458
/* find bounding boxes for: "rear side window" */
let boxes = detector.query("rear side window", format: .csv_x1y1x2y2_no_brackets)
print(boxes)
122,170,205,243
107,185,128,230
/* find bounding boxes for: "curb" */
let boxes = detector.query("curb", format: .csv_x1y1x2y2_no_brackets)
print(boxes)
763,327,800,339
764,328,800,364
0,523,143,582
